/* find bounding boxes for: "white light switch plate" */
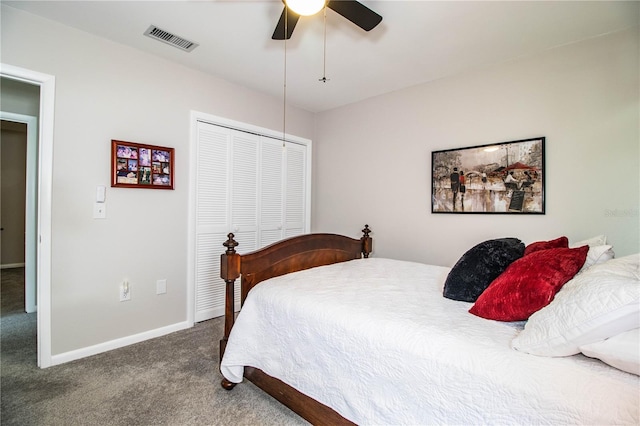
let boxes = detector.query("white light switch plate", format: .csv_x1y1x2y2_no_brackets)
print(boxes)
96,185,106,203
156,279,167,295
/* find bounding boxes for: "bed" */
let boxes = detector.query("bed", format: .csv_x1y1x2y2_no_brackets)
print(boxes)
218,226,640,425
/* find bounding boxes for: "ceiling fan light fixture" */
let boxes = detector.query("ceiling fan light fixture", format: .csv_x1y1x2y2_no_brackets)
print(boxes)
285,0,326,16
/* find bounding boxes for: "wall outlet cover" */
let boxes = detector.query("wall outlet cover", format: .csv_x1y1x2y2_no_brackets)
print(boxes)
120,282,131,301
93,202,107,219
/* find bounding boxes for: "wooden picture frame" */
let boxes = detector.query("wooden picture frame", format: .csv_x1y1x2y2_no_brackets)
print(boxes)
111,140,174,190
431,137,545,214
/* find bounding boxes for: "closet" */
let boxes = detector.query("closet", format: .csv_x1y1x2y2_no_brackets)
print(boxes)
191,115,311,322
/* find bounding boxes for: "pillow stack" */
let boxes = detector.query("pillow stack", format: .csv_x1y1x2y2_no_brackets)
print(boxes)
446,234,639,375
512,253,640,375
467,236,589,321
469,243,589,321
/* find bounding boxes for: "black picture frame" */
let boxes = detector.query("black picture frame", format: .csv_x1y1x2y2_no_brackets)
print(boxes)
431,137,545,214
111,140,174,190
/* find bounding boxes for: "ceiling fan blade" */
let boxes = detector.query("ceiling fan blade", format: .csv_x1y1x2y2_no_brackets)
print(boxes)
272,6,300,40
327,0,382,32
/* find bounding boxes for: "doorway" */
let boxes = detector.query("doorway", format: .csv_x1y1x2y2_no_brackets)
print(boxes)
1,115,37,313
1,64,55,367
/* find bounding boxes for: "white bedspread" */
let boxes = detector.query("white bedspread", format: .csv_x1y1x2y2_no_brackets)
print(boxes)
221,258,639,425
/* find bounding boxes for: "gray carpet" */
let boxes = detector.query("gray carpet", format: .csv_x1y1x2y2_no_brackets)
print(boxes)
1,267,308,425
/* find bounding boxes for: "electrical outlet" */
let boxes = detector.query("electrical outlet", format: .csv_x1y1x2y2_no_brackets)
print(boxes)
120,281,131,302
93,202,107,219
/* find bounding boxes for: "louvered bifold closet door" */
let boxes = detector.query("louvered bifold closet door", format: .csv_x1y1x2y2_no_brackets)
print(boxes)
229,131,259,252
259,137,285,247
284,142,307,238
193,118,309,322
229,131,260,311
194,121,231,322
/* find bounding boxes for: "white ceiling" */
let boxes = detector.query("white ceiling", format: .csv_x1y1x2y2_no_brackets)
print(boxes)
5,1,638,112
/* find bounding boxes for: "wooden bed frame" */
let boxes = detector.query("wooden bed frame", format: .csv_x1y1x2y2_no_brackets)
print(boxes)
219,225,373,425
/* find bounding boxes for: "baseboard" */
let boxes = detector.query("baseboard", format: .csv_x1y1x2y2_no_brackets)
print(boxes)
1,263,26,269
50,321,191,367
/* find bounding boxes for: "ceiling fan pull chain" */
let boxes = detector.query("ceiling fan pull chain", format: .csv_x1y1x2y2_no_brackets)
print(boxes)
282,6,288,146
319,5,330,83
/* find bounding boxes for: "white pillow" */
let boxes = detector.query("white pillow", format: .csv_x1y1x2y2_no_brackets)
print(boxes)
580,244,615,271
571,234,607,248
569,236,614,271
580,328,640,375
512,254,640,356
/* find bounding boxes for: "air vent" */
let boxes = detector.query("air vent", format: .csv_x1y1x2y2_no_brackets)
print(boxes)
144,25,199,52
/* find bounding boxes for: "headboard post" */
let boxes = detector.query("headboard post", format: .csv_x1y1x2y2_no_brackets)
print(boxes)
361,224,372,258
220,233,240,359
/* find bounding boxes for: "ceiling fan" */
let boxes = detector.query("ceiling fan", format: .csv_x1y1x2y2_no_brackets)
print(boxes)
272,0,383,40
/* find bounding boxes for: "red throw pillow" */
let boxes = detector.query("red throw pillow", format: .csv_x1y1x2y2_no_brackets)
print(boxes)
524,236,568,256
469,245,589,321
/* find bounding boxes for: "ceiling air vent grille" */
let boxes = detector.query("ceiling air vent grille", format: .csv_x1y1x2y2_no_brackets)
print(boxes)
144,25,199,52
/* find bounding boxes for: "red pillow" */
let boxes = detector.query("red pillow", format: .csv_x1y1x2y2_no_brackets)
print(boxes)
469,245,589,321
524,236,568,256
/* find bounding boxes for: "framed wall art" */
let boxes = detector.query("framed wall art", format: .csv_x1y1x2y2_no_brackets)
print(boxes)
111,140,174,190
431,137,544,214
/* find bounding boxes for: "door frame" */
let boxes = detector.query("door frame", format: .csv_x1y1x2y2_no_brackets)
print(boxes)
1,63,55,368
0,111,37,313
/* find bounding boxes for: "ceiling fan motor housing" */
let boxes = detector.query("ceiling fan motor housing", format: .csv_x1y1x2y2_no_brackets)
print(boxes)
272,0,383,40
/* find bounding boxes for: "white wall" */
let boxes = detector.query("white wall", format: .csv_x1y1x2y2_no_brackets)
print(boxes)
314,27,639,267
1,5,314,355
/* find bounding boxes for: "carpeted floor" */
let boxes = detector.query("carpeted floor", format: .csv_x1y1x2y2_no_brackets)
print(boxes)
0,267,307,425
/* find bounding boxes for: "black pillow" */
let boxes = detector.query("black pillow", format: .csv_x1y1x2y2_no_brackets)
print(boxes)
443,238,525,302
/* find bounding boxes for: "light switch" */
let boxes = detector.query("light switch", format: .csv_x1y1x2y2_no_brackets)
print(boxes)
156,279,167,295
93,202,107,219
96,186,106,203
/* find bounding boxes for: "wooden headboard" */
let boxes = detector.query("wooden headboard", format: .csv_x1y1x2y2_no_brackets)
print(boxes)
219,225,372,359
217,226,372,425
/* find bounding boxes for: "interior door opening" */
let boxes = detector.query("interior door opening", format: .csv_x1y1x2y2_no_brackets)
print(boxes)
1,64,56,368
1,115,37,314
